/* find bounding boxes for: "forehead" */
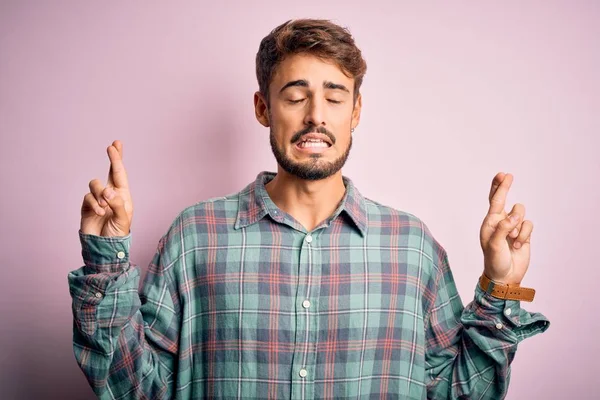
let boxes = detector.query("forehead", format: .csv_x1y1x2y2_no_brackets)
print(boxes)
271,53,354,90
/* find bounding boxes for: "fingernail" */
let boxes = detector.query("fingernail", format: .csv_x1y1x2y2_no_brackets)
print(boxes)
103,188,115,200
514,242,521,249
510,214,520,222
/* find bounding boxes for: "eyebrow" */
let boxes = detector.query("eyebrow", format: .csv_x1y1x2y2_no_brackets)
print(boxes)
279,79,308,93
279,79,350,94
323,81,350,93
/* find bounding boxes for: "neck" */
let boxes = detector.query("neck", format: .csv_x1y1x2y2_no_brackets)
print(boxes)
265,167,347,232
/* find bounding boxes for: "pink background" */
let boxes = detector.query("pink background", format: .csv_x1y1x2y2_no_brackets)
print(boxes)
1,1,598,398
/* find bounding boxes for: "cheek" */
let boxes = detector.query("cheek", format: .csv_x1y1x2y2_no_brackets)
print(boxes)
333,125,352,145
336,135,352,149
270,109,299,135
272,103,304,122
331,110,354,132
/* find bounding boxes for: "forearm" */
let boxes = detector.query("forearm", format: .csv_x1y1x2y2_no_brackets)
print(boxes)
68,232,178,399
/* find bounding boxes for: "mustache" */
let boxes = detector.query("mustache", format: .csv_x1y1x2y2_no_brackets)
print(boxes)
290,125,336,145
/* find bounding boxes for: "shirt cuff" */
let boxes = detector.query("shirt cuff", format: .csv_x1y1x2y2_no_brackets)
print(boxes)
80,230,131,274
68,263,139,337
471,283,550,341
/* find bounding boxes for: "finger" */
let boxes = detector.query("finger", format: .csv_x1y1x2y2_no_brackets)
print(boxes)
506,202,525,238
113,140,123,158
489,212,522,250
488,173,513,215
106,143,129,189
510,227,520,239
488,172,506,204
102,187,128,224
89,179,107,207
82,193,106,216
513,220,533,249
507,203,526,221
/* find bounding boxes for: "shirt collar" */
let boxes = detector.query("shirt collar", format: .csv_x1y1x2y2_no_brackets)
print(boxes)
234,171,367,236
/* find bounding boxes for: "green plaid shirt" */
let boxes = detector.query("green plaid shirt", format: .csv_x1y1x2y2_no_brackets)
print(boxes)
69,171,549,399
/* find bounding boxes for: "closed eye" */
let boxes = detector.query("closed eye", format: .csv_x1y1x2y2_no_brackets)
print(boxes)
288,98,342,104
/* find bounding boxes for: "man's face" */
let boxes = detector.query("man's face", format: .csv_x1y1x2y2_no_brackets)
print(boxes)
255,53,362,180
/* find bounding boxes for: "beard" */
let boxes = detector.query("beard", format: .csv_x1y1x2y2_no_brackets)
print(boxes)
269,127,353,181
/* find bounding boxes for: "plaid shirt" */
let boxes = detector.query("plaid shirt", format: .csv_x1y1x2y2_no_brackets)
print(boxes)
69,171,549,399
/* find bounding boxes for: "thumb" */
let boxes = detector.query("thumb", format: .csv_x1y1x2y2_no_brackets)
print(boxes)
102,187,129,226
489,213,521,247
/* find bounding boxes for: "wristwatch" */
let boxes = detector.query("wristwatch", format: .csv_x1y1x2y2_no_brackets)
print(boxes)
479,274,536,302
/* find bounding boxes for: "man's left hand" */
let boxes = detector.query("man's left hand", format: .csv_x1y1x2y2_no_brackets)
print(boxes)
479,172,533,285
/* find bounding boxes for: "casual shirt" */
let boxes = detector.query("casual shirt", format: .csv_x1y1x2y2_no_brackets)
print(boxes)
68,171,549,399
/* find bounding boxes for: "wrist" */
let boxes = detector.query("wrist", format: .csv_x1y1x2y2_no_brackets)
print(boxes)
479,274,536,302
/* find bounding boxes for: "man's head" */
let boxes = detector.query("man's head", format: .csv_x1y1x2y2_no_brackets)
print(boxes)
254,19,367,181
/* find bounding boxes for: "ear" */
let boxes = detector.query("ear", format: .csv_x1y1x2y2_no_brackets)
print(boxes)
254,91,270,127
351,93,362,130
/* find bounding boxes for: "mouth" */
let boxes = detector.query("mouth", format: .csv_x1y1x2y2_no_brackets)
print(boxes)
295,138,332,155
293,133,333,153
298,138,331,148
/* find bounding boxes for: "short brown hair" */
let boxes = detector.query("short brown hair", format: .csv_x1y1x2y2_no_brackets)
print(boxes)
256,19,367,107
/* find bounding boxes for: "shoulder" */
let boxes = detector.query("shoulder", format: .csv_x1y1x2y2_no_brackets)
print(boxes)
157,191,242,258
177,192,241,222
364,197,421,224
363,196,428,235
363,197,448,272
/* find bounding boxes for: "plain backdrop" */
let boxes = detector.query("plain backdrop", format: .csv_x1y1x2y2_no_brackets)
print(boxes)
1,1,598,399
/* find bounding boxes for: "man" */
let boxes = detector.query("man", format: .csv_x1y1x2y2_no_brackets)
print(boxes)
69,19,549,399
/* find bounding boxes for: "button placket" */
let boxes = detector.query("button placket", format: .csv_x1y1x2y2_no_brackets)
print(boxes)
293,230,319,399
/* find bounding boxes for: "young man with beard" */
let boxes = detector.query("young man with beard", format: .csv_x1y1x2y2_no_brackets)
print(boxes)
69,19,549,399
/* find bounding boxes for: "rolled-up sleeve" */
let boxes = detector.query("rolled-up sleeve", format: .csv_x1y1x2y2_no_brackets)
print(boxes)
69,232,134,336
68,230,179,399
425,252,550,399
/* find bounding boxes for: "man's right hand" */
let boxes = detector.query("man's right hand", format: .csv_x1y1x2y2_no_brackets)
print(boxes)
80,140,133,237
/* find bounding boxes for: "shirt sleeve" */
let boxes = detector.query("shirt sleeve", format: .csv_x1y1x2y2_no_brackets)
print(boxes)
68,231,180,399
424,252,550,399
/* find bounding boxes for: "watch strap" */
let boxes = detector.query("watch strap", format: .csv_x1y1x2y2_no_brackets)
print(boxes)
479,274,536,302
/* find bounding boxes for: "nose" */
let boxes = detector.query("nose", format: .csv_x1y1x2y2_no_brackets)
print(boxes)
303,97,326,128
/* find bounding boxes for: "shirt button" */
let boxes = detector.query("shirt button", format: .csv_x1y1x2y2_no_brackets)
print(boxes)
504,308,512,316
495,323,504,330
305,235,313,243
302,300,311,309
95,292,103,298
117,251,125,259
299,368,308,378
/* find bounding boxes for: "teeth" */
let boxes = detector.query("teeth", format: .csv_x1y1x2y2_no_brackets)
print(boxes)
300,140,328,148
